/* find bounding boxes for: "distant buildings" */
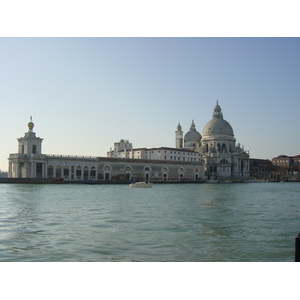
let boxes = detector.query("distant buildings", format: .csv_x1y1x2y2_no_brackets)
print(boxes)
272,155,300,170
0,170,8,178
249,155,300,181
8,121,204,182
270,155,300,181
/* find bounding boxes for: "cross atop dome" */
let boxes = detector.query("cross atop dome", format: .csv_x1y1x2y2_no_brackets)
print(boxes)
190,120,196,131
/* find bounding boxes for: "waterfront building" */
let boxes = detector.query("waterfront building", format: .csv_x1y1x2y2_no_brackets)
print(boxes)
8,102,250,182
8,120,204,182
249,158,275,179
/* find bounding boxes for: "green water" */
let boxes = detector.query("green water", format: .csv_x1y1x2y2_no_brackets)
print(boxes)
0,182,299,261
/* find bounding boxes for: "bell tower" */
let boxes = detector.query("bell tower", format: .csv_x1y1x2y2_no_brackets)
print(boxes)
175,122,183,148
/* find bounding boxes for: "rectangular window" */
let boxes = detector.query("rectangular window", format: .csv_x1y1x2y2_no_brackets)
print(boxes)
32,145,37,154
21,145,24,154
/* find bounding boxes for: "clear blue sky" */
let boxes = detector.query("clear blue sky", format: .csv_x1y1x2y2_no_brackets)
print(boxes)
1,37,299,171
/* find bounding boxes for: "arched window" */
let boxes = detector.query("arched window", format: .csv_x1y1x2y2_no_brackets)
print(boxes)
84,166,89,180
63,166,69,177
103,165,111,181
56,165,61,178
32,145,37,154
47,165,53,177
90,167,96,178
162,167,168,181
76,166,82,177
222,143,226,152
220,159,229,164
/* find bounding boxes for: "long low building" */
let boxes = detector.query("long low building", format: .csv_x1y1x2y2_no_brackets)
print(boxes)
8,121,205,182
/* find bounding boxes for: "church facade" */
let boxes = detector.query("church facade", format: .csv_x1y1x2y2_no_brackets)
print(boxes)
107,102,250,181
175,102,250,180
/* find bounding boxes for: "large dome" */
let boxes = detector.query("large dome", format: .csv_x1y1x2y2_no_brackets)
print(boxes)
184,120,201,144
203,118,234,136
202,102,234,137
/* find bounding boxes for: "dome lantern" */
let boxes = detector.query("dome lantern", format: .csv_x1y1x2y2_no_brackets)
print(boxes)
212,100,223,119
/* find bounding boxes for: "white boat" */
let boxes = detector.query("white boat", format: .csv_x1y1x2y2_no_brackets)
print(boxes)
205,179,220,183
129,181,153,188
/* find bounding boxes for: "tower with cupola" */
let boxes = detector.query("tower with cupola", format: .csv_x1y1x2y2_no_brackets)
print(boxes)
175,122,183,148
17,117,43,155
8,117,45,178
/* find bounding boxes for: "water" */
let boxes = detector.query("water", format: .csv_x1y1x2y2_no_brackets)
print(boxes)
0,182,299,262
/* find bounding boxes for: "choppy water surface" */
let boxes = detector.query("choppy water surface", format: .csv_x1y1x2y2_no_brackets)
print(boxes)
0,182,299,261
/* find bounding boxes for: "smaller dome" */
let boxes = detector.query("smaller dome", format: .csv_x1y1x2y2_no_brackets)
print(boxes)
184,120,201,145
184,130,201,143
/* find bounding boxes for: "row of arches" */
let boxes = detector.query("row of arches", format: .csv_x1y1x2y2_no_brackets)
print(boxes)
103,165,202,182
47,164,202,181
47,165,97,180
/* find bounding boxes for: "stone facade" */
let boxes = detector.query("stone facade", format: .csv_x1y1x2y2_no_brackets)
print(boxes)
108,102,250,181
177,102,250,180
8,121,205,182
8,102,251,182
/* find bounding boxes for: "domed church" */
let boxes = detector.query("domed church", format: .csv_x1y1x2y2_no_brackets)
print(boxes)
176,102,250,180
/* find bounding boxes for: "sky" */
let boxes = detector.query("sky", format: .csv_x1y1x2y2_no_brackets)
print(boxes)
0,37,299,171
